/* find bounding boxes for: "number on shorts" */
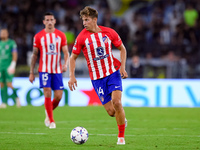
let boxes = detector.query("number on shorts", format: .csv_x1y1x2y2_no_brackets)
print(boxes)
42,73,48,81
97,87,104,95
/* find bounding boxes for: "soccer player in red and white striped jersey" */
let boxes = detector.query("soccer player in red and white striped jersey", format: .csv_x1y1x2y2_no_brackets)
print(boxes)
29,12,69,129
33,29,66,74
68,6,128,145
72,25,122,80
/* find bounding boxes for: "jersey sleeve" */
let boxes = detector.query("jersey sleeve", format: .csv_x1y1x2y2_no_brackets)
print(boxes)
72,34,82,55
61,32,67,47
33,34,40,48
110,29,122,48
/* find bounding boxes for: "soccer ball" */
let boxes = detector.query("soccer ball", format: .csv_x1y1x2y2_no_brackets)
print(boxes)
70,126,89,144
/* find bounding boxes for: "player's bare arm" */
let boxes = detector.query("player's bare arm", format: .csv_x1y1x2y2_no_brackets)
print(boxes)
68,53,79,91
117,44,128,79
62,45,69,72
29,47,38,83
12,51,18,62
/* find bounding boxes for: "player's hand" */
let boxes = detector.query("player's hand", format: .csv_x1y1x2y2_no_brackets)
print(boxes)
68,77,77,91
29,73,35,83
7,67,15,74
7,61,16,74
120,68,128,79
62,64,67,72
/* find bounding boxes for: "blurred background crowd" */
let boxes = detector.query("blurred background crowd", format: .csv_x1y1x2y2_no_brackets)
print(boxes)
1,0,200,78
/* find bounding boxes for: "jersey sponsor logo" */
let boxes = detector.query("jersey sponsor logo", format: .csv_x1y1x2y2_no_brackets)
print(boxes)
0,49,8,58
5,45,9,49
1,49,5,55
93,54,109,61
93,46,109,61
96,47,104,56
46,52,58,55
49,43,55,50
46,43,58,55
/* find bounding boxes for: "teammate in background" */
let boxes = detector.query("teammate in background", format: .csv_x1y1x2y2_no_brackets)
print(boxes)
29,12,69,129
68,6,128,145
0,28,20,108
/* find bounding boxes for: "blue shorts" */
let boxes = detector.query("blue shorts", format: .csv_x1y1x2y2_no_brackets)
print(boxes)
91,70,122,105
39,72,64,90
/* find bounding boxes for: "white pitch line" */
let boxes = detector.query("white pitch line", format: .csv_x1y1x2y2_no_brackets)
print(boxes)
56,120,121,123
0,132,199,137
89,134,200,137
55,127,196,131
0,132,46,135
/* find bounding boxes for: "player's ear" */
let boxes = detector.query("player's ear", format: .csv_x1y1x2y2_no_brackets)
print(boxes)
93,17,97,23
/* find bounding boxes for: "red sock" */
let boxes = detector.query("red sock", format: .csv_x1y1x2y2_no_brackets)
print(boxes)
118,124,125,138
52,99,60,110
44,97,54,123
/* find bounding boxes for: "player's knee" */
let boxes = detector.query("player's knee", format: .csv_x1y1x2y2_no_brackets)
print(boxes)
0,83,5,87
113,100,122,111
6,82,13,88
54,95,62,101
44,91,51,97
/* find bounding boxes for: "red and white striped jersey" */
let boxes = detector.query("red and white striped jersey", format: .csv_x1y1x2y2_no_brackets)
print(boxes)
33,29,67,73
72,26,122,80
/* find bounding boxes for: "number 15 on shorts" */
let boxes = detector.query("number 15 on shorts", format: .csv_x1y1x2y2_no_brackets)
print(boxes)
42,73,48,86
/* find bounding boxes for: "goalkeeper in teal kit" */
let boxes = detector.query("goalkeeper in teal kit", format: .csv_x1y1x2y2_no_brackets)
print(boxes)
0,28,20,108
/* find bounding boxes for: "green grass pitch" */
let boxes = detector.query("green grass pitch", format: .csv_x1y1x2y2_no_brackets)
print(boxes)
0,106,199,150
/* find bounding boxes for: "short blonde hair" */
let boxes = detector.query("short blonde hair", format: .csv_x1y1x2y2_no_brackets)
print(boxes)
80,6,98,19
